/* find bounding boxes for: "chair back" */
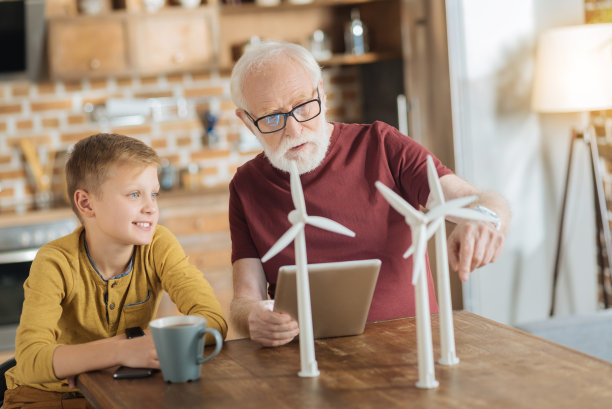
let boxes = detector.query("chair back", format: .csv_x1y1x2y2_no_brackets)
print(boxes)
0,357,16,407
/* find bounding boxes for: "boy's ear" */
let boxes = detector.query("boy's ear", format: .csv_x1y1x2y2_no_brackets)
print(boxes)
74,189,95,218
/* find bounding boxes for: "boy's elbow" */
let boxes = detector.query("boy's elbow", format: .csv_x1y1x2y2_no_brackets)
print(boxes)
211,311,229,340
15,345,61,385
203,311,228,345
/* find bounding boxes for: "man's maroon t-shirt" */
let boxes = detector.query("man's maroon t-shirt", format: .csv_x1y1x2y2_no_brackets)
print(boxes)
229,121,453,322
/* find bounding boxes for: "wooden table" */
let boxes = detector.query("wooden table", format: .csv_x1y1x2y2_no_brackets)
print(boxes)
77,311,612,409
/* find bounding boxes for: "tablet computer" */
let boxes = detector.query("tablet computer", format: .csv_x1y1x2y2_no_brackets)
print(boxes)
273,259,381,339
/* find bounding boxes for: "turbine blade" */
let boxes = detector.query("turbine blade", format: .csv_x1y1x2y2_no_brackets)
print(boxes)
261,223,303,262
306,216,356,237
403,245,415,259
426,195,478,221
447,208,498,223
426,156,445,206
375,181,425,225
426,218,443,240
290,161,307,216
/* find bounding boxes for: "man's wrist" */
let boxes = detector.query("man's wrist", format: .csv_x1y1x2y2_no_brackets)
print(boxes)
472,205,501,231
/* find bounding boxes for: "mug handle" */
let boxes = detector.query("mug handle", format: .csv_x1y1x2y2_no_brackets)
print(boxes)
197,328,223,364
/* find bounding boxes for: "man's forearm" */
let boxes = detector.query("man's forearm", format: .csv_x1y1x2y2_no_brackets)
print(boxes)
436,174,511,233
231,258,270,338
230,297,259,338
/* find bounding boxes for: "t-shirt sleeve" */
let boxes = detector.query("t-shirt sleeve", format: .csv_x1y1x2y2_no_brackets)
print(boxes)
378,122,453,207
229,176,260,263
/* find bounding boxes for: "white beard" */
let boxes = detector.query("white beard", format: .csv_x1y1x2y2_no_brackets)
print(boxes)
258,115,331,175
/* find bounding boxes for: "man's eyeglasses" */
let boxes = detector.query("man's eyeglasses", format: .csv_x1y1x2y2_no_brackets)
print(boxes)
245,89,321,134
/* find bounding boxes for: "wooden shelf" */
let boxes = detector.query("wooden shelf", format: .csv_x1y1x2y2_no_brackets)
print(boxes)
220,0,393,14
218,0,402,68
45,0,402,78
219,51,400,71
318,51,401,66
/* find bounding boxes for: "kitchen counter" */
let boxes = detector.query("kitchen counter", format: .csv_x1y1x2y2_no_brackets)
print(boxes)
0,186,229,229
0,207,75,228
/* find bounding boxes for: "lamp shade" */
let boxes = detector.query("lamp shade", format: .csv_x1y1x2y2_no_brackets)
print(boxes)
532,23,612,113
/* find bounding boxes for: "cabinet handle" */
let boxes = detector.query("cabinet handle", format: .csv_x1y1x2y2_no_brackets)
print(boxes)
89,58,101,70
172,52,185,64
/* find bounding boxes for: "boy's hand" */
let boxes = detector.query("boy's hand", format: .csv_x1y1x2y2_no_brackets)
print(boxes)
120,334,160,369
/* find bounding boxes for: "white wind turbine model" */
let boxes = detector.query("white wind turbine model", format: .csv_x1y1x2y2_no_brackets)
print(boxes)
375,155,496,388
423,155,497,366
262,160,355,377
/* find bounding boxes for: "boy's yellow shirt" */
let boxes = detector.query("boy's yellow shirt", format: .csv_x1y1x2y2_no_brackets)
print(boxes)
5,224,227,392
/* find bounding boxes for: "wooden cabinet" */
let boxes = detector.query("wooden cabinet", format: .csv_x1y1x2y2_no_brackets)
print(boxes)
47,8,218,80
48,16,129,79
46,0,402,79
130,8,217,75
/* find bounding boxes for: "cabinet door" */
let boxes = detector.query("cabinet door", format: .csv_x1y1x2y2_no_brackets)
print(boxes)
47,18,129,79
131,9,217,75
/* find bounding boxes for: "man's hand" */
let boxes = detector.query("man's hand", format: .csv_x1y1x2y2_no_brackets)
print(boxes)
447,220,505,281
248,300,299,347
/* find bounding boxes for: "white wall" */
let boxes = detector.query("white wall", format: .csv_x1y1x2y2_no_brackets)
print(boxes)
446,0,599,325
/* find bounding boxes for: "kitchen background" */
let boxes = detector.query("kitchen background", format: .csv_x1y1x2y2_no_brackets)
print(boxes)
1,0,612,358
0,64,362,212
0,0,401,352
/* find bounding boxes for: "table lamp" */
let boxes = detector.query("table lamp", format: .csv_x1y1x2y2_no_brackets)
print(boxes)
531,23,612,316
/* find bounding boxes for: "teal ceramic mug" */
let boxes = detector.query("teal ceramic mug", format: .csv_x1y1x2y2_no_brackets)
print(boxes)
150,315,223,383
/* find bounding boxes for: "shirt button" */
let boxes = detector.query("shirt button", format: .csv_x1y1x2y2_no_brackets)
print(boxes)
111,282,117,288
109,303,115,310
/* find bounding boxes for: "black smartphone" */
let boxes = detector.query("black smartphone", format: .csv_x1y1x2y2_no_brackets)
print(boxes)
125,326,145,339
114,327,151,379
112,366,154,379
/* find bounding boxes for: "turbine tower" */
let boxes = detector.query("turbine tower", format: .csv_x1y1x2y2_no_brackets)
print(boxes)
375,155,496,388
262,160,355,377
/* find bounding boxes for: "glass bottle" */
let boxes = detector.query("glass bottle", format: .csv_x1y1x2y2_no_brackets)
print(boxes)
344,8,369,55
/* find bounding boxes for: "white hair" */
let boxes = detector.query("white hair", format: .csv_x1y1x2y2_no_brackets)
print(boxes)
230,41,322,111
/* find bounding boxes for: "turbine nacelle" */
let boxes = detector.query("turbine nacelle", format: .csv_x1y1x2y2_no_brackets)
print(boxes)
262,160,356,263
375,156,498,286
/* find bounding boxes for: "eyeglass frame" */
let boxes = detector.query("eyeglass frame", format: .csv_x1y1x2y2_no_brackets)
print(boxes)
244,89,322,134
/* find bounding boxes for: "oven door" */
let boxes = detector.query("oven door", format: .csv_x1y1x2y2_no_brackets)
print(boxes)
0,248,37,351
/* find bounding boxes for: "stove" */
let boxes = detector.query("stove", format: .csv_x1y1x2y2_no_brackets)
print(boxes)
0,216,78,351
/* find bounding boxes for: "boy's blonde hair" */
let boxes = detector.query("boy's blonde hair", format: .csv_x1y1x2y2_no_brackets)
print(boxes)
65,133,161,216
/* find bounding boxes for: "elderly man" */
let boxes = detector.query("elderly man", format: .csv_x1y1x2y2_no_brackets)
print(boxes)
229,42,510,346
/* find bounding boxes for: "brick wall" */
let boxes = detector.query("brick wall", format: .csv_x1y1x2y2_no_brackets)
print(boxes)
585,0,612,138
0,66,362,213
584,0,612,307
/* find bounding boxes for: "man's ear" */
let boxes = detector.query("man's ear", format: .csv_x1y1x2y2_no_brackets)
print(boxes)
235,108,259,136
74,189,95,219
318,81,327,108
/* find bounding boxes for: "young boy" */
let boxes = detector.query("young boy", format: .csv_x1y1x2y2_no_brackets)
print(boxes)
3,133,227,408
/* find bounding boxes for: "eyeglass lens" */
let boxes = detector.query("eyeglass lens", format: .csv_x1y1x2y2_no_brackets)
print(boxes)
256,99,321,133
